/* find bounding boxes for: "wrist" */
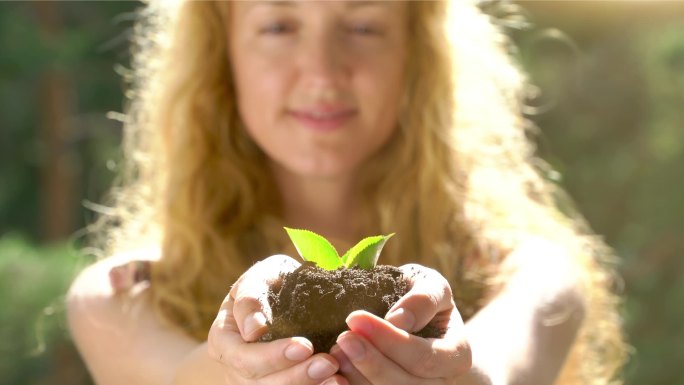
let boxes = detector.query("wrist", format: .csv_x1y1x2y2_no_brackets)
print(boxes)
452,362,498,385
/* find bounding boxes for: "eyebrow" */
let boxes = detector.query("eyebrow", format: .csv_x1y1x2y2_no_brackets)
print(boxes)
347,1,390,9
249,1,295,9
248,1,392,10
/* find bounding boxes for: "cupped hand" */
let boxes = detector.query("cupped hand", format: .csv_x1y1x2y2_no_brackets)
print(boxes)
329,263,472,385
207,254,348,385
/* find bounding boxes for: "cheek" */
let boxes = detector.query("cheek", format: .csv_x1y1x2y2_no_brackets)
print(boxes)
357,64,405,133
234,59,289,133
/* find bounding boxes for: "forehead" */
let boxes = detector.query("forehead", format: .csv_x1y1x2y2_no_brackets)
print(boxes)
231,1,406,16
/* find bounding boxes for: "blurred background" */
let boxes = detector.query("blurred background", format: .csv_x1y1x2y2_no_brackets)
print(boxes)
0,1,682,384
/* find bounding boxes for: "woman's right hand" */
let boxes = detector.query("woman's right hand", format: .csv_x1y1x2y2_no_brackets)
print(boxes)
207,255,347,385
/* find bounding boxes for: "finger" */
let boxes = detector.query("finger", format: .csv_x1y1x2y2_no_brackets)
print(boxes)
258,353,343,385
336,330,442,385
346,310,471,379
385,264,457,332
330,344,371,385
208,296,315,379
230,254,300,341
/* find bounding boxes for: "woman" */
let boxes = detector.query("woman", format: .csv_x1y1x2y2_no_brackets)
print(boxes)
67,1,627,384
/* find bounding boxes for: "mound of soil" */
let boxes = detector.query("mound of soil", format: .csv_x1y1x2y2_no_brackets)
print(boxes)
259,262,444,353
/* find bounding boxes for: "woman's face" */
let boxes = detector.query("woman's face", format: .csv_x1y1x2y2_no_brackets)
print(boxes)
228,1,408,180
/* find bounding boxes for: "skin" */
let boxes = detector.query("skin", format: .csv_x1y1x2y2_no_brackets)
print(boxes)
230,1,407,180
228,0,409,242
67,240,583,385
209,256,472,385
212,3,472,382
67,2,586,385
211,3,586,383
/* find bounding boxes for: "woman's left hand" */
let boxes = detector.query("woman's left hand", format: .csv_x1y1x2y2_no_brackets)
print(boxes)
329,264,473,385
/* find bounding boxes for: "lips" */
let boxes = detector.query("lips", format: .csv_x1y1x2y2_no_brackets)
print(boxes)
289,106,357,131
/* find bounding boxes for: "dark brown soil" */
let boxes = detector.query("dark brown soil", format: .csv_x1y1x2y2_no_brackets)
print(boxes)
259,262,445,353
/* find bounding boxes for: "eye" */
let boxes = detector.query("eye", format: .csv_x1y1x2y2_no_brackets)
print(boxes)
347,22,385,37
349,24,379,36
260,23,292,35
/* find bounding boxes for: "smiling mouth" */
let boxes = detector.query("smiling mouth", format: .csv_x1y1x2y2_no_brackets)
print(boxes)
289,108,357,131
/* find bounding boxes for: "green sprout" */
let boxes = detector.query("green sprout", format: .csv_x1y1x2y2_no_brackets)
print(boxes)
284,227,394,270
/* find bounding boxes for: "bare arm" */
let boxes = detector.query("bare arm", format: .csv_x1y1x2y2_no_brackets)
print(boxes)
67,255,344,385
66,257,225,385
328,237,585,385
460,238,586,385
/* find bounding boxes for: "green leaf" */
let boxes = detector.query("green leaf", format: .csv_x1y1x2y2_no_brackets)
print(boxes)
341,233,394,269
284,227,341,270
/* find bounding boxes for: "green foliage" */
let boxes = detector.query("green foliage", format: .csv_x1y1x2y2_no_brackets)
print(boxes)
284,228,341,270
340,234,394,270
284,228,393,270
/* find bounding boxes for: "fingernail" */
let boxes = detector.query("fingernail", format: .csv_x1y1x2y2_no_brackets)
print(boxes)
337,334,366,362
345,314,374,337
243,312,267,339
284,341,311,361
386,308,415,331
307,358,337,380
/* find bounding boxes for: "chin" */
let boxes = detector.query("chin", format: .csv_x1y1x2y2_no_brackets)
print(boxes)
297,168,353,180
270,151,367,181
290,160,360,180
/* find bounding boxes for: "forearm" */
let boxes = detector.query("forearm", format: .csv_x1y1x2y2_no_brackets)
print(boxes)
459,243,586,385
171,342,225,385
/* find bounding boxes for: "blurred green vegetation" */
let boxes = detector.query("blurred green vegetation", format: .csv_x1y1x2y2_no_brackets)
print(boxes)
514,4,684,383
0,1,682,384
0,1,133,243
0,234,92,385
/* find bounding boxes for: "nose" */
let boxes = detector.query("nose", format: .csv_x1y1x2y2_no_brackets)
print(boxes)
297,30,349,91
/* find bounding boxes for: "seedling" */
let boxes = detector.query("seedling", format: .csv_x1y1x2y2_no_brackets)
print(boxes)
284,227,394,270
261,228,442,353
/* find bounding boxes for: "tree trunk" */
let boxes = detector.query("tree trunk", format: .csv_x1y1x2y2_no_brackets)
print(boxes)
33,1,78,243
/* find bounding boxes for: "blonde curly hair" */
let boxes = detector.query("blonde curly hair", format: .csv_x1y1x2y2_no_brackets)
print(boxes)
93,1,627,383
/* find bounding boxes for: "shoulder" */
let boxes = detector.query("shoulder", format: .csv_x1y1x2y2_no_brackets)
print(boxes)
67,247,160,325
501,236,587,316
499,236,585,303
67,253,151,327
66,257,149,358
67,255,136,327
502,235,576,273
66,256,147,382
67,254,197,385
